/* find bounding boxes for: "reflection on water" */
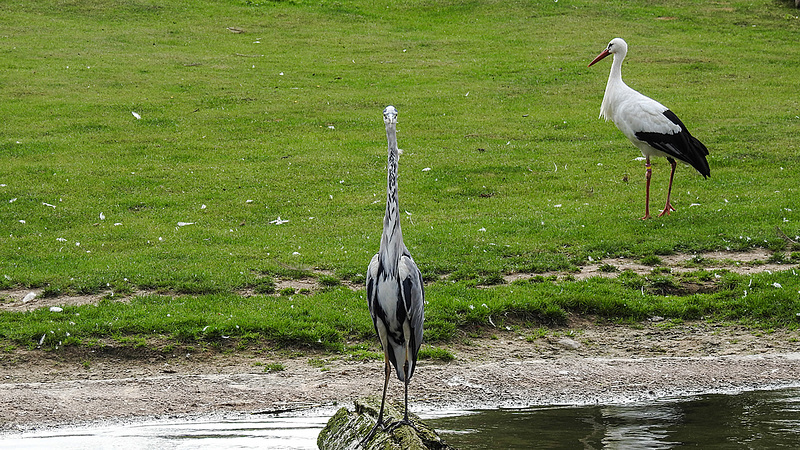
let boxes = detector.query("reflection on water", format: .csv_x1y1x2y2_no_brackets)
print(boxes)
2,388,799,449
428,388,800,449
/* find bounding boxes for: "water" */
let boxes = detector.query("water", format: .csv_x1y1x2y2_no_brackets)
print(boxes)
428,388,800,449
2,388,799,449
0,412,332,450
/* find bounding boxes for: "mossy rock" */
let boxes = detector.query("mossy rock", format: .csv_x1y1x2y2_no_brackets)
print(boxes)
317,397,455,450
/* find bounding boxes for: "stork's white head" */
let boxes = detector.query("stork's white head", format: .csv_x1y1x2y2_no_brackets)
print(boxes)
588,38,628,67
383,105,398,125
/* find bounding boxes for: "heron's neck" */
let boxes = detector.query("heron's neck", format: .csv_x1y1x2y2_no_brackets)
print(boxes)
380,123,404,260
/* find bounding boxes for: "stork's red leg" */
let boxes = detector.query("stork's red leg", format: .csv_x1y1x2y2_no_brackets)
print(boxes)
659,158,678,217
641,160,652,220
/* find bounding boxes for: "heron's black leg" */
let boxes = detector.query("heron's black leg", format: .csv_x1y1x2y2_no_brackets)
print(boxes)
385,359,420,434
659,158,678,217
403,365,410,422
360,355,391,447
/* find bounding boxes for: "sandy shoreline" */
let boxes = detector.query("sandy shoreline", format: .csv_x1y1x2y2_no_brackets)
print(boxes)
3,322,800,433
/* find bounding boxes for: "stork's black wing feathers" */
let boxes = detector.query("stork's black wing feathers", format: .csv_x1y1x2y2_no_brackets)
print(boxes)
635,110,710,178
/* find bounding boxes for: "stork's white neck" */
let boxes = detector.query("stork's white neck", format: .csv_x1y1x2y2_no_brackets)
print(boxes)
599,51,628,122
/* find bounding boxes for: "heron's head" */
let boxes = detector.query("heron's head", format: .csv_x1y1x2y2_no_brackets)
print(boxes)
383,105,398,125
588,37,627,67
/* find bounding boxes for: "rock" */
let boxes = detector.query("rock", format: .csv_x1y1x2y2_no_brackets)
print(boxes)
317,397,455,450
557,337,581,350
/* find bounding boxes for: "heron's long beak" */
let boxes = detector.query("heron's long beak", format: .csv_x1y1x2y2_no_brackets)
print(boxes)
588,49,611,67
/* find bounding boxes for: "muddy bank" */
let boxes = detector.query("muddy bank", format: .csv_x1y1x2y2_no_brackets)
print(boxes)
2,322,799,433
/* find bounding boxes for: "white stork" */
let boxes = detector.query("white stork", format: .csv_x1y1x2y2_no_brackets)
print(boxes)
588,38,710,219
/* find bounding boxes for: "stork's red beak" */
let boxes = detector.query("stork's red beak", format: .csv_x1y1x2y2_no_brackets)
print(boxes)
588,49,611,67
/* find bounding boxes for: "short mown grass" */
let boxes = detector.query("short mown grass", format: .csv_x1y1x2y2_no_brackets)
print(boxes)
1,0,800,353
3,268,798,351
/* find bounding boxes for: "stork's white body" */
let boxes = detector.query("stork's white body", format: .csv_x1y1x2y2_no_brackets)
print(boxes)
599,69,679,161
589,38,710,219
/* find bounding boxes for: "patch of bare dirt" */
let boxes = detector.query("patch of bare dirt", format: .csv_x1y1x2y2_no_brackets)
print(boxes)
2,320,799,432
505,248,796,283
2,250,795,313
0,290,128,313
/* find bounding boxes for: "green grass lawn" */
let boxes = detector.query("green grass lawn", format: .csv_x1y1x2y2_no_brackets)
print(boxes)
1,0,799,352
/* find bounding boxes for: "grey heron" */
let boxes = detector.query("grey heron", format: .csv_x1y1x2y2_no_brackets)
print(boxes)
588,38,710,219
361,105,425,444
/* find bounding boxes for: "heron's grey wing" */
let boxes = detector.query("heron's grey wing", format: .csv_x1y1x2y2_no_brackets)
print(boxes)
399,253,424,365
366,253,380,321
